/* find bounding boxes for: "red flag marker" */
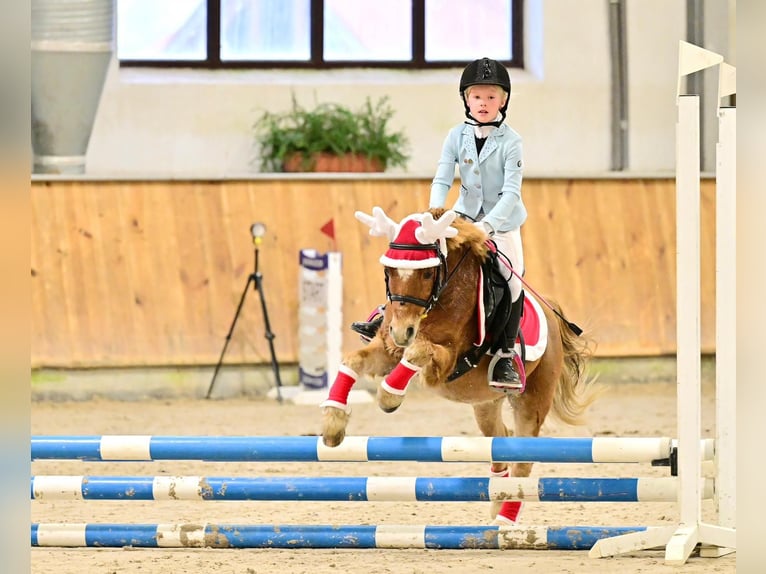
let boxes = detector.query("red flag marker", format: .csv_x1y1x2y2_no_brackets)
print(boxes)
320,219,335,239
320,219,337,251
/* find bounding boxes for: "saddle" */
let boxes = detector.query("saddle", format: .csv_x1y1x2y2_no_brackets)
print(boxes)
447,241,522,381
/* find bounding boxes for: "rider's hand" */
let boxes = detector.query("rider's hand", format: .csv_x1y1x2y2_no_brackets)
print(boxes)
473,220,495,237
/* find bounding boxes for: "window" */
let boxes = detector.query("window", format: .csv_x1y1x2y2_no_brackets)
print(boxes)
117,0,523,69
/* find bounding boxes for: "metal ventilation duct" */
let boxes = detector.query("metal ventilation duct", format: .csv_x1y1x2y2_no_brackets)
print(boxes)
31,0,113,174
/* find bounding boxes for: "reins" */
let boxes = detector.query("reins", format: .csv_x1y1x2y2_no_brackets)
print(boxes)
493,245,583,336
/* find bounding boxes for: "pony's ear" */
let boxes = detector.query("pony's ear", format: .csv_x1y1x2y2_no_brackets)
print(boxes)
355,206,398,241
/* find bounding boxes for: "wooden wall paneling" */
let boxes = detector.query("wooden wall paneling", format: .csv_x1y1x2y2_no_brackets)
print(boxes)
30,185,48,363
592,179,652,354
246,180,294,364
57,185,85,363
212,181,264,366
197,181,239,364
110,184,148,365
700,181,717,353
206,181,252,365
146,182,192,364
165,181,198,361
627,179,670,354
274,180,304,361
115,182,155,365
256,180,291,363
116,183,155,365
520,181,559,296
641,179,678,354
51,185,80,363
522,180,582,320
346,180,395,350
30,188,45,362
566,180,616,347
31,178,719,368
336,181,379,352
76,184,113,363
134,184,174,364
94,183,137,363
281,180,320,362
31,184,70,365
173,182,203,361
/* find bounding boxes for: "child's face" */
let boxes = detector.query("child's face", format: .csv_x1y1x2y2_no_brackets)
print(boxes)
464,85,507,122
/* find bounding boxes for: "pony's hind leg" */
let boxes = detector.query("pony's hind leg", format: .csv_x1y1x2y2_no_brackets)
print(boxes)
507,365,557,478
472,399,511,474
471,400,520,522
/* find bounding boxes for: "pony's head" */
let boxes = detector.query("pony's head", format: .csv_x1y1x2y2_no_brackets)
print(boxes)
356,207,466,347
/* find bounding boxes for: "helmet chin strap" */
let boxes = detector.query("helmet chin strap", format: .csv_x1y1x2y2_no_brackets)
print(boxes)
464,110,506,129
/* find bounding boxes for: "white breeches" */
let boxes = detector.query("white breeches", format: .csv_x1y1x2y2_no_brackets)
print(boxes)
490,228,524,302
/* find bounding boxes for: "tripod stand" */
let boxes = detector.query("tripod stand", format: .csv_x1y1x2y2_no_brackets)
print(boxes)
206,228,283,401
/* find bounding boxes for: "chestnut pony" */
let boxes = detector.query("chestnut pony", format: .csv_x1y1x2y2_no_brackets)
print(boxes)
320,207,599,523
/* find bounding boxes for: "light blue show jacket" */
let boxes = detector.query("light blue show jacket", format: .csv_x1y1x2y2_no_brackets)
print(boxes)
429,122,526,234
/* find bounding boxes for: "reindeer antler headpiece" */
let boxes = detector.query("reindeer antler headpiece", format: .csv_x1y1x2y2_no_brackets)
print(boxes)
355,207,458,269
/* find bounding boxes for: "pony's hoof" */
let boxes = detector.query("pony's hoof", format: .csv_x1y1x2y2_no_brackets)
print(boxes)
377,386,404,413
322,431,345,448
492,516,516,526
321,406,350,447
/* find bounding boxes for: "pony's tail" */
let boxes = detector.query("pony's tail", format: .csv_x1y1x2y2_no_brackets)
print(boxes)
549,301,602,426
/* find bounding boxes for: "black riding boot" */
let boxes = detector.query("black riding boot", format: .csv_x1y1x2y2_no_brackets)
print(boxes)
489,291,525,391
350,305,385,342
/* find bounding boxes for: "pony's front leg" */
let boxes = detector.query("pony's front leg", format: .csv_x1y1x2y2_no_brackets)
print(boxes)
376,340,453,412
320,339,395,447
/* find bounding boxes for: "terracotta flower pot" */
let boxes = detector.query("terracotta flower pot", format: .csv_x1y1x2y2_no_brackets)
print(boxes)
283,152,383,173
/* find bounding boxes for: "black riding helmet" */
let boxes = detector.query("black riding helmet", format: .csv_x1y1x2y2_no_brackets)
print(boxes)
459,57,511,127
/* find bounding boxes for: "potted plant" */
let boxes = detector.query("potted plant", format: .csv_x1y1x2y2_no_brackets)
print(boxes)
252,95,410,172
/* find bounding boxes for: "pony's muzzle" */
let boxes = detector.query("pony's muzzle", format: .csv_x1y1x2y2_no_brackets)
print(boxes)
389,324,416,347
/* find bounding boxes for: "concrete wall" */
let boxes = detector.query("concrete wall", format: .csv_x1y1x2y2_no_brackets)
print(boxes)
84,0,734,177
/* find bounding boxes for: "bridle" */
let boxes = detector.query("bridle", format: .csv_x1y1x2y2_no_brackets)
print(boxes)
383,240,471,315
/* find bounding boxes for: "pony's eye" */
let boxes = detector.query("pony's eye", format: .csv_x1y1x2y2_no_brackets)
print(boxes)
422,270,434,280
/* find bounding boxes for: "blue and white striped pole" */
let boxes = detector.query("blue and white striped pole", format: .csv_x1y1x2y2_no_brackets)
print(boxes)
31,435,715,463
31,475,713,502
31,523,656,550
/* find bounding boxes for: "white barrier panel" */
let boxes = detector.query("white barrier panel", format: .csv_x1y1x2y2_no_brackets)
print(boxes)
298,249,342,390
282,250,371,406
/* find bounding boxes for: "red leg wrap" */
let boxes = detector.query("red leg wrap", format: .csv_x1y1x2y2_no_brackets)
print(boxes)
497,500,524,522
490,467,524,523
320,365,358,411
380,359,421,396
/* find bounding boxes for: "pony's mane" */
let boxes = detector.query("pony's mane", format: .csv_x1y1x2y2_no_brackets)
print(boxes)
427,208,489,261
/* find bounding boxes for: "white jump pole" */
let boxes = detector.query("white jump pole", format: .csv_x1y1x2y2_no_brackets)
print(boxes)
590,41,736,565
713,104,736,529
700,63,736,558
666,91,706,565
